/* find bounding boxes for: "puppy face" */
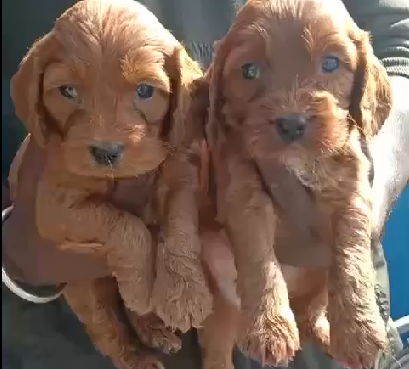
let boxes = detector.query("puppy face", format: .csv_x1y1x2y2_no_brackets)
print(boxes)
11,0,202,179
208,0,391,163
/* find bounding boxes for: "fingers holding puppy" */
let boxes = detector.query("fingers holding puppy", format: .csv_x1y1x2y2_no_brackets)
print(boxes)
31,161,155,314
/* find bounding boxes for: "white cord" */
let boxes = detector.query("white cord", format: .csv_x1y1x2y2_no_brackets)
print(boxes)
2,266,64,303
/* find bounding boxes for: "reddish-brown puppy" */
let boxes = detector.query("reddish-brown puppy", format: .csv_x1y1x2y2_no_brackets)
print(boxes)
9,0,212,368
202,0,392,368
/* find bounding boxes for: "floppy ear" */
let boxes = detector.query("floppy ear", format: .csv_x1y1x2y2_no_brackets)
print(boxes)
164,46,205,148
205,38,232,153
10,33,57,147
349,32,392,137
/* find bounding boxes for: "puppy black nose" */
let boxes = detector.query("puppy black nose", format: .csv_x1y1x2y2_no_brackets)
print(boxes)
275,113,307,142
89,142,124,166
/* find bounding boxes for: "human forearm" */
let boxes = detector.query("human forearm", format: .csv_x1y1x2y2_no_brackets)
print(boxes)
370,75,409,240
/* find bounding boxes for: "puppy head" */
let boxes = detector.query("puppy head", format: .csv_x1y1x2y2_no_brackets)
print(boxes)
11,0,202,179
208,0,392,162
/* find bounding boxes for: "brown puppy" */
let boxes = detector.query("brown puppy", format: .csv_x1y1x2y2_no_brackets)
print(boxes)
202,0,392,368
9,0,212,368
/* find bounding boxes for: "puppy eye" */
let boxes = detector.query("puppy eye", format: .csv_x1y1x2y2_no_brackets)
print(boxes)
136,84,154,99
58,85,78,100
241,63,261,80
321,55,340,73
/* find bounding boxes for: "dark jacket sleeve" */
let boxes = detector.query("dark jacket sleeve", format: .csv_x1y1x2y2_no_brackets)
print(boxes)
343,0,409,78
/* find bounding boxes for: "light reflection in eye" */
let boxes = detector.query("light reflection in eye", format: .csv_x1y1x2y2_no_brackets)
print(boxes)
136,84,154,99
321,55,340,73
241,62,261,79
58,85,78,99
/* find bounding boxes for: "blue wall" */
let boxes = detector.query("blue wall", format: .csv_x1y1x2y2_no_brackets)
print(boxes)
382,185,409,342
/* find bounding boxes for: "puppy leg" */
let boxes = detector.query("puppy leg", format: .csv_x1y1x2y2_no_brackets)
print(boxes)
125,311,182,355
327,152,386,368
219,152,299,366
64,278,163,369
152,153,212,332
105,216,154,316
284,267,329,350
199,289,240,369
291,287,330,351
199,225,241,369
36,179,155,315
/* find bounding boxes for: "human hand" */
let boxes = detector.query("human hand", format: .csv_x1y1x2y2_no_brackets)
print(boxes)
370,75,409,244
2,196,110,286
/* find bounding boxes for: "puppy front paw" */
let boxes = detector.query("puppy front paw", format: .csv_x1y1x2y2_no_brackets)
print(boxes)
138,325,181,355
108,243,154,316
126,311,182,354
329,312,387,368
114,349,164,369
239,308,300,367
152,266,213,333
298,313,330,351
132,356,165,369
116,278,152,316
202,357,234,369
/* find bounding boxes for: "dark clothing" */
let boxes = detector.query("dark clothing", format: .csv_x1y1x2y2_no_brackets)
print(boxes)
2,0,408,368
2,0,408,77
133,0,409,78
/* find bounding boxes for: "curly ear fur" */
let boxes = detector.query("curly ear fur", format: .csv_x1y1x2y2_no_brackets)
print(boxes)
10,33,59,147
350,32,392,138
164,46,205,148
